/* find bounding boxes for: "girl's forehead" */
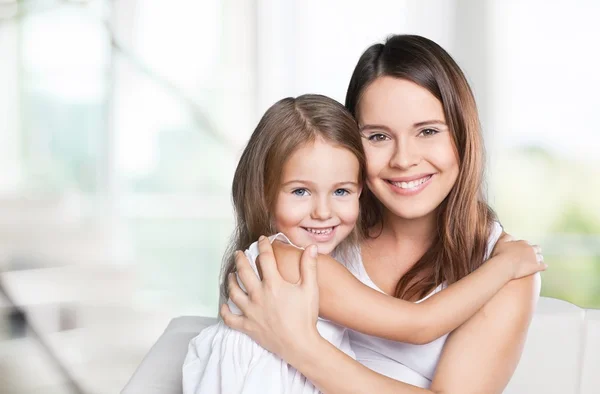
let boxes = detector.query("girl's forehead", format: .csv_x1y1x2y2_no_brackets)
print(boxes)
280,140,360,180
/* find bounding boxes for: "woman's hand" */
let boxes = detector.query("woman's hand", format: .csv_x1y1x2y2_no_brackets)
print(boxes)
220,236,321,362
492,234,547,280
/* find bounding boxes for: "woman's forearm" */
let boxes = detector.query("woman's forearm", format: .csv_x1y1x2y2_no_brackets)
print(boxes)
286,335,436,394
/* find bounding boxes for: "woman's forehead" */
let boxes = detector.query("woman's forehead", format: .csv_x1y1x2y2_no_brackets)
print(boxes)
358,78,446,130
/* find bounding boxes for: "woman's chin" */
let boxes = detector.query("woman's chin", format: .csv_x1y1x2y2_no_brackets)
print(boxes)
385,204,438,222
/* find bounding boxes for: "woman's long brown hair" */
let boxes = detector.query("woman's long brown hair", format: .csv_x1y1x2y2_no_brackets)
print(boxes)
345,35,496,301
220,94,365,299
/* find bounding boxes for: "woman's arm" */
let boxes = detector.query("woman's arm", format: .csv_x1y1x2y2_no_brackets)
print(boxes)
224,236,540,394
299,274,541,394
286,334,434,394
222,237,436,394
429,272,541,393
266,236,543,344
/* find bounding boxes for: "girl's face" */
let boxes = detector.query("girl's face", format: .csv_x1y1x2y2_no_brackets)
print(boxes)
273,137,361,254
358,76,459,222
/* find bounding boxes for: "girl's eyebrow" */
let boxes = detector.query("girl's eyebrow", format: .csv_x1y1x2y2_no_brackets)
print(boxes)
334,181,359,187
281,180,314,187
282,180,358,187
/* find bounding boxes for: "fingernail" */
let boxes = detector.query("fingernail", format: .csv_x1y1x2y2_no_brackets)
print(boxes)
259,235,266,242
309,245,318,258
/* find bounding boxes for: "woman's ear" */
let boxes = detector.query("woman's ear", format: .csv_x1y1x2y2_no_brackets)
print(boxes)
357,185,363,198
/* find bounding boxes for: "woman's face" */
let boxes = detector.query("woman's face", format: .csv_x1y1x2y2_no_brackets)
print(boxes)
358,76,459,221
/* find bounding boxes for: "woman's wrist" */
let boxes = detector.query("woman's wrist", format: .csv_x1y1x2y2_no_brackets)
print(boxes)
281,327,326,370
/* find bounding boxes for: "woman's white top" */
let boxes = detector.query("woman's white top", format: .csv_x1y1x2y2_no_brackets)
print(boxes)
342,222,504,388
182,233,354,394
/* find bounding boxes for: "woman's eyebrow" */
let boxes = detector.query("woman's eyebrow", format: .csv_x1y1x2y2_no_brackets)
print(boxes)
413,120,447,127
358,124,392,132
360,121,447,131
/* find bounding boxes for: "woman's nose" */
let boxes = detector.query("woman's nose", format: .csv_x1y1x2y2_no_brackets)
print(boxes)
389,137,420,170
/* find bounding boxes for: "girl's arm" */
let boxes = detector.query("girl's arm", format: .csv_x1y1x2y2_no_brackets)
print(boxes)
268,236,543,344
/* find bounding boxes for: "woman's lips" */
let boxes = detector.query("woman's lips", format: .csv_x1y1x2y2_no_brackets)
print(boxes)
385,174,433,196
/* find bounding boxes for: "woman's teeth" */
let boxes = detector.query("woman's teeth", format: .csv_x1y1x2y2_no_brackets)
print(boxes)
305,227,333,235
390,175,431,190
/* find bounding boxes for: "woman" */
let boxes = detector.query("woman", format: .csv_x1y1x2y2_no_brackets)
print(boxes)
221,34,541,393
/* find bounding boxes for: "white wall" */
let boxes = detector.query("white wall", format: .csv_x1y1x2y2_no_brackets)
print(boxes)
0,21,22,193
488,0,600,163
255,0,463,119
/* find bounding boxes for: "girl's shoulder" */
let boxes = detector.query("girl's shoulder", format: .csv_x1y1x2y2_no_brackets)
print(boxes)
246,233,303,258
251,233,306,284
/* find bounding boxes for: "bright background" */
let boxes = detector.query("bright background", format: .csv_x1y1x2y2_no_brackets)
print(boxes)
0,1,598,393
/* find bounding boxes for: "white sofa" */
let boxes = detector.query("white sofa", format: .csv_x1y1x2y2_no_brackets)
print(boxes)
121,297,600,394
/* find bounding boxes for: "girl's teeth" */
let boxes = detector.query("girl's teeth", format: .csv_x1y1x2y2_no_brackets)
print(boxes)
306,227,333,235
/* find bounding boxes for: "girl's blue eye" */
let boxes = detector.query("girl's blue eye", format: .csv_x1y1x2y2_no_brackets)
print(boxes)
367,133,390,142
334,189,350,196
292,188,309,197
419,128,439,137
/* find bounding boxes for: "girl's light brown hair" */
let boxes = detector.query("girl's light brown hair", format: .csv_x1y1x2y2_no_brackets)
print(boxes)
220,94,365,298
345,34,496,301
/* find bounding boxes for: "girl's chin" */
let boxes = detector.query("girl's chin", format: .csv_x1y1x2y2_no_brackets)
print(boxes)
316,244,336,254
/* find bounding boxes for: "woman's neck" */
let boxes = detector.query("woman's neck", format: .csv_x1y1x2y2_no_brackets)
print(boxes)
380,209,438,247
360,209,439,296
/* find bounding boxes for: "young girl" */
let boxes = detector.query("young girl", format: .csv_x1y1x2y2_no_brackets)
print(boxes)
182,94,544,394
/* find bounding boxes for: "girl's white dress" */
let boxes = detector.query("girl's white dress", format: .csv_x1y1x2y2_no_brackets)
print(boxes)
182,233,354,394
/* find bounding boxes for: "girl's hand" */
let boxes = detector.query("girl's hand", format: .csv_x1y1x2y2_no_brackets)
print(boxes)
493,234,547,279
220,236,321,362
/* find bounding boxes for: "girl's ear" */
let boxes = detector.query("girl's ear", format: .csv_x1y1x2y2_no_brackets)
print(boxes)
357,185,363,198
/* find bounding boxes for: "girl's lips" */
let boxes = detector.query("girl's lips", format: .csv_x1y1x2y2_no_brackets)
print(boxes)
385,174,433,196
302,226,338,242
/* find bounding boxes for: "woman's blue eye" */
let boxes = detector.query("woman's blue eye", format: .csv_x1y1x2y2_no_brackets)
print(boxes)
292,188,309,196
419,128,439,137
367,133,390,142
334,189,350,196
